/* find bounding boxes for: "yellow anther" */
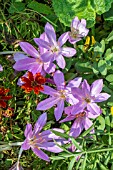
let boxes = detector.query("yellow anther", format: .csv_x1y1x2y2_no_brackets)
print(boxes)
110,106,113,116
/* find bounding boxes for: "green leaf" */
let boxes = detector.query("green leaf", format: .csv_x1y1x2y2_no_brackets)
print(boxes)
52,0,113,28
104,3,113,21
98,59,107,75
81,153,87,170
8,2,25,14
68,157,76,170
96,116,105,130
106,74,113,82
28,1,53,15
71,138,83,151
105,31,113,42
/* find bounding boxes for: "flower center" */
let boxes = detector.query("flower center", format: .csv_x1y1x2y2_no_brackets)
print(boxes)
85,98,91,103
75,111,86,118
36,58,43,64
70,27,79,38
59,90,66,99
31,81,39,87
50,45,60,54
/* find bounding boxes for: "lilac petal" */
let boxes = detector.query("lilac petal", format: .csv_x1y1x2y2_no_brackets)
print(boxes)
41,51,53,62
19,42,39,58
62,47,76,57
87,111,101,119
36,97,60,110
81,19,86,27
29,62,43,74
64,105,74,115
34,112,47,134
71,102,85,115
22,139,30,150
91,79,103,96
78,24,89,36
0,64,3,71
54,100,64,121
24,124,33,138
60,115,75,123
56,54,66,69
71,87,83,99
44,62,56,73
87,103,101,115
42,85,57,96
40,142,63,153
84,117,93,130
71,16,79,29
70,118,84,138
14,53,28,62
13,58,36,71
68,36,82,44
34,38,50,50
39,33,48,54
45,22,56,45
82,79,90,96
66,94,79,105
94,93,111,102
67,77,82,88
54,70,65,90
58,32,69,47
32,147,50,161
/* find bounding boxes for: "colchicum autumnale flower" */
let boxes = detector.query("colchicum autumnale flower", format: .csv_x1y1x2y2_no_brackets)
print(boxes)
13,33,56,75
68,16,89,44
60,107,99,138
0,87,12,108
22,112,66,162
70,79,110,115
34,22,76,69
20,71,46,94
37,70,82,121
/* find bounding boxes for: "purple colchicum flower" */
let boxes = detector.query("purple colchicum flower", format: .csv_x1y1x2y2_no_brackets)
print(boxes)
70,79,111,115
13,33,56,75
0,64,3,71
21,112,66,162
60,107,98,138
37,70,82,121
34,22,76,69
68,16,89,44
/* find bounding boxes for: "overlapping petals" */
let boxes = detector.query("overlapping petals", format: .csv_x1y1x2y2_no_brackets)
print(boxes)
22,112,66,162
37,70,82,120
0,87,12,108
19,71,46,94
34,22,76,69
68,16,89,44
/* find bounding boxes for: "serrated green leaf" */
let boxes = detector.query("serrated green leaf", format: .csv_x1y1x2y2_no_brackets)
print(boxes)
28,1,53,15
52,0,113,28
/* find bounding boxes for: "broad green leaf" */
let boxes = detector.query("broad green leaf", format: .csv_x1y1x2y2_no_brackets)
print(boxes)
52,0,113,28
106,74,113,82
28,1,53,15
92,62,99,74
8,2,25,14
98,59,107,75
94,40,105,54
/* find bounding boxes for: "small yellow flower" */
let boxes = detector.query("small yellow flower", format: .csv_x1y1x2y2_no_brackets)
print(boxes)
84,36,96,51
110,106,113,116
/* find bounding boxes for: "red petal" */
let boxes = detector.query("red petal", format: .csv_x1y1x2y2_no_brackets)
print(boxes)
21,77,31,85
27,71,34,81
0,100,7,108
1,96,12,100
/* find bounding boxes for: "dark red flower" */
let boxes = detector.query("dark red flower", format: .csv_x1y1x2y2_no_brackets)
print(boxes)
21,72,46,94
0,87,12,108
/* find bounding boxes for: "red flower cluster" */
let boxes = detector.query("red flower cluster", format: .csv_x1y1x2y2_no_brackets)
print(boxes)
21,72,46,94
0,87,12,108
